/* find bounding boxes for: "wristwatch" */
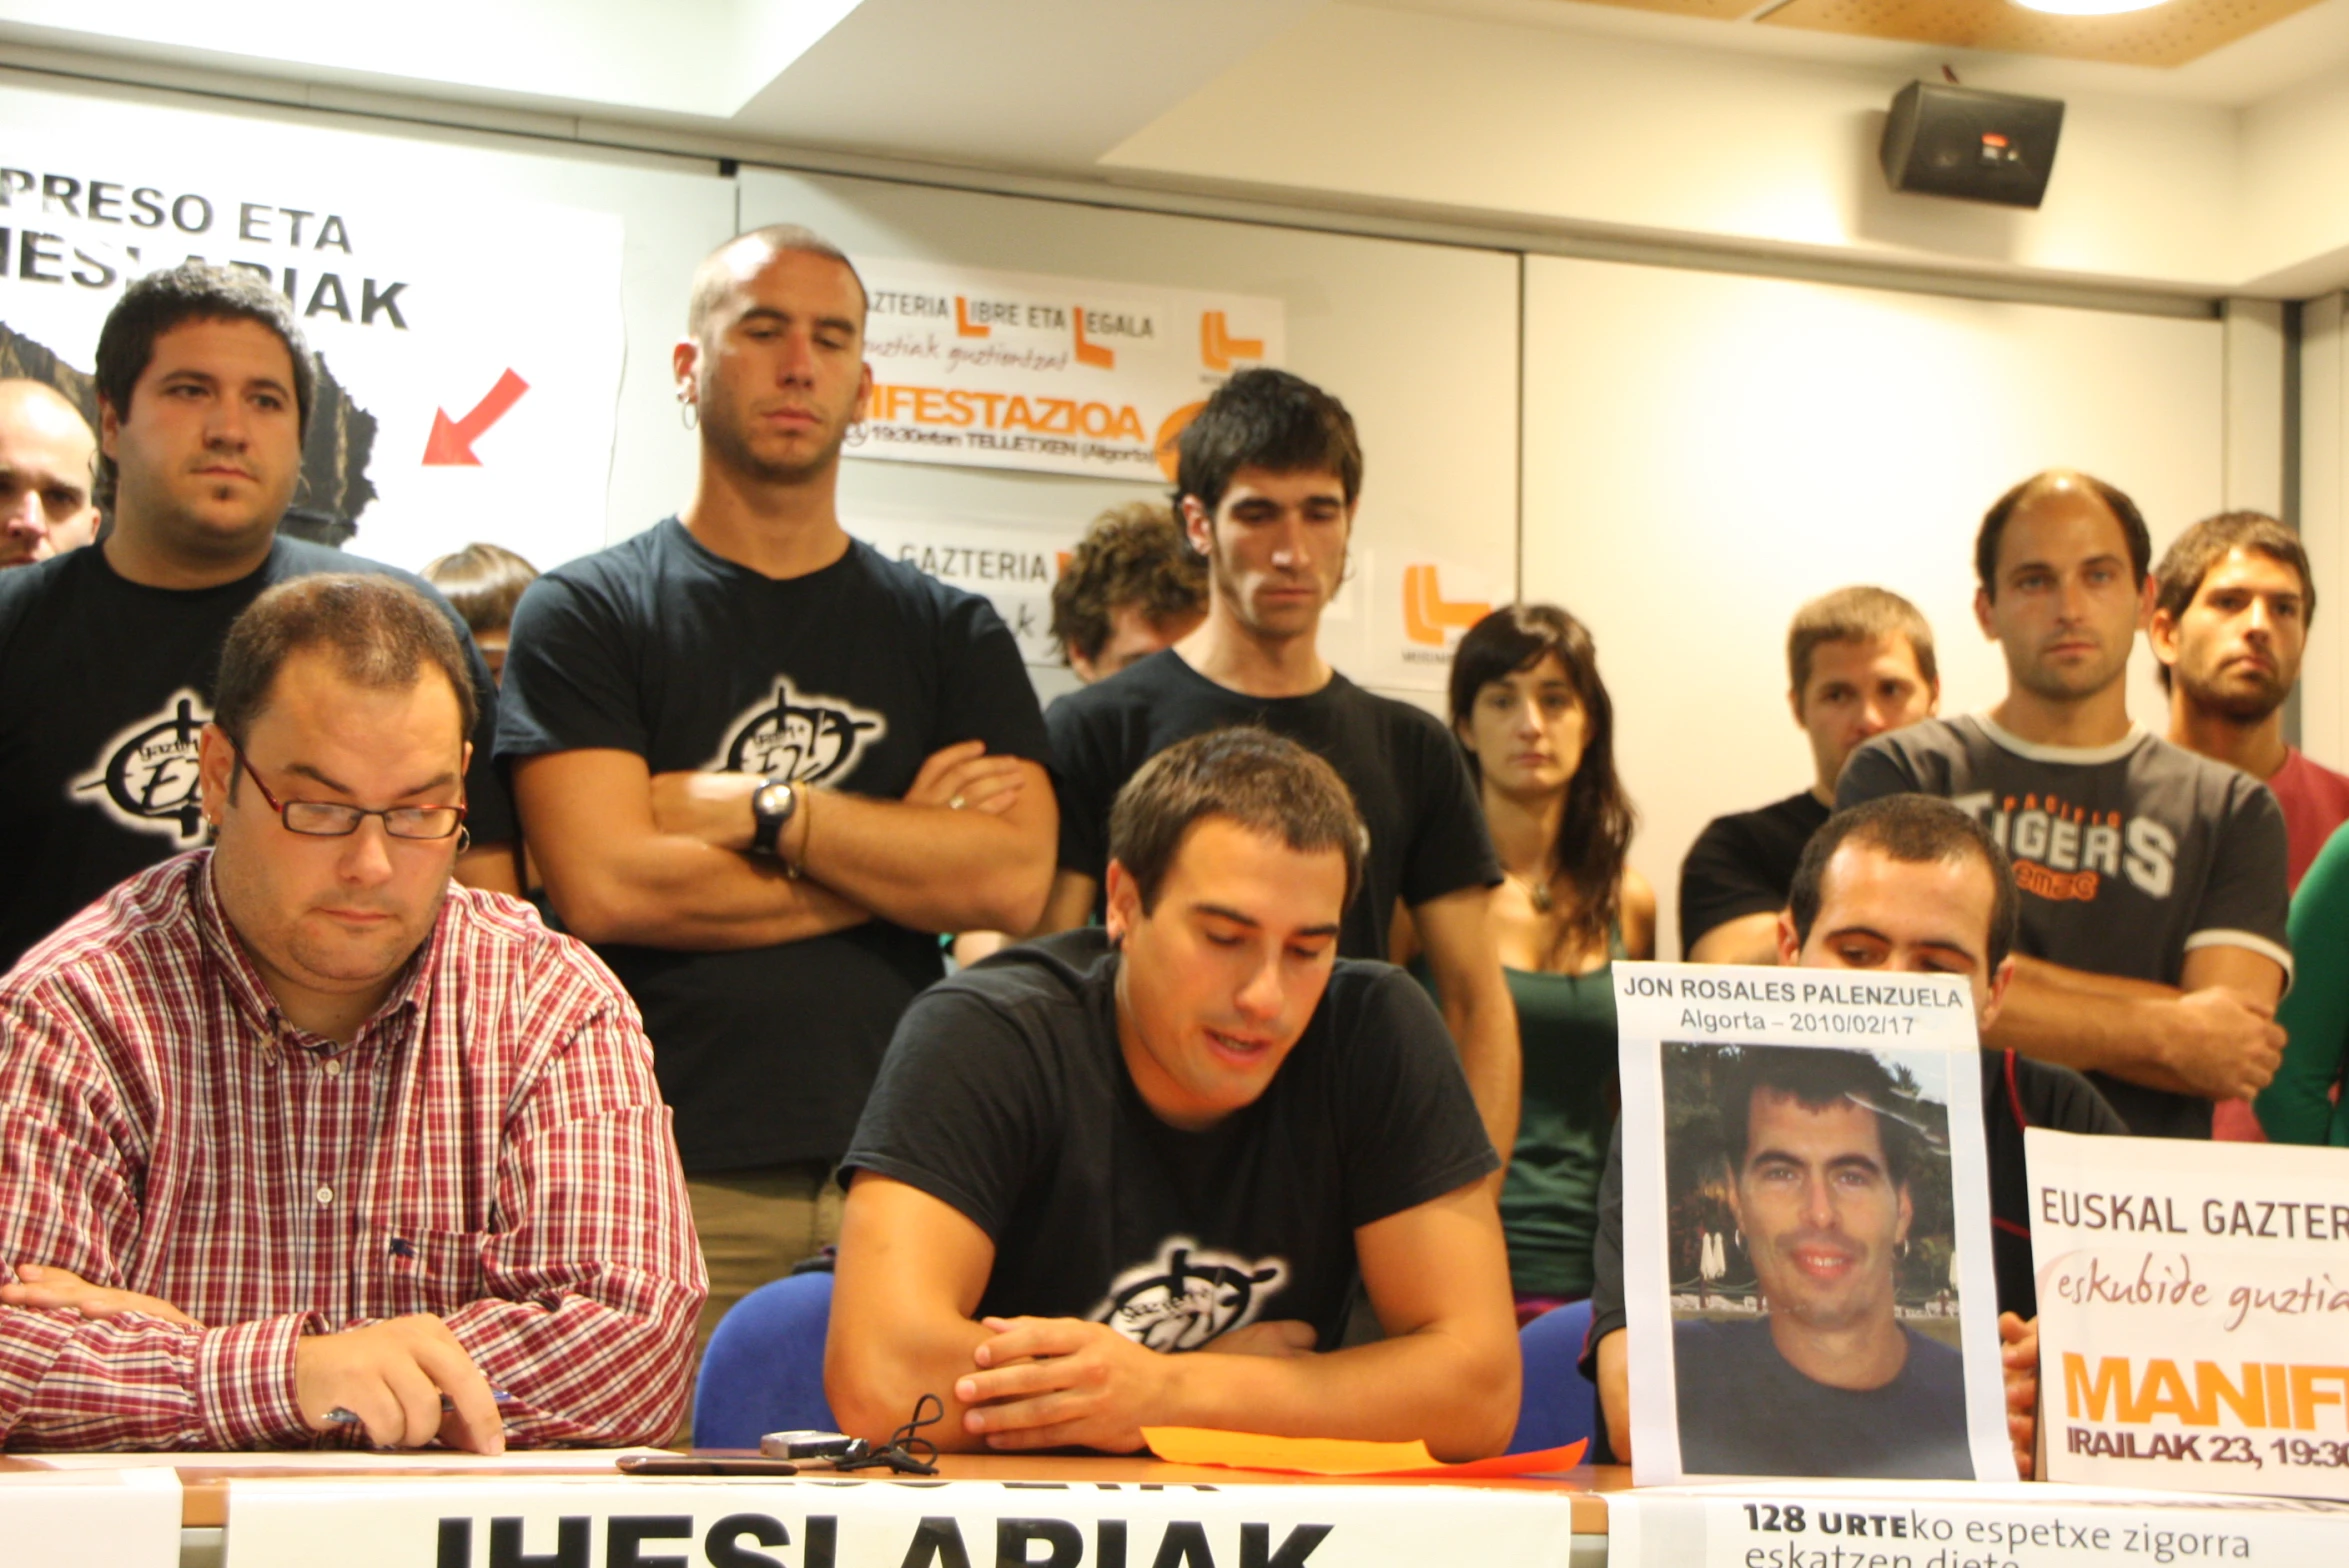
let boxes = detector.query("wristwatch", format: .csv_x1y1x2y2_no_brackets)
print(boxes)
750,777,798,857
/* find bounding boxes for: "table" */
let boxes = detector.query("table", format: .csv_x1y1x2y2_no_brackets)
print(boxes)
7,1452,1626,1567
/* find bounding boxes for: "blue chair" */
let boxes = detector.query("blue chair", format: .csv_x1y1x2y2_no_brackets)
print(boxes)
1508,1298,1597,1455
693,1270,838,1449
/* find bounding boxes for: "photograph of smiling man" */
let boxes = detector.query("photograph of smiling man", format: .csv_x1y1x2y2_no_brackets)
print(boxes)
1666,1042,1966,1477
1617,963,2013,1483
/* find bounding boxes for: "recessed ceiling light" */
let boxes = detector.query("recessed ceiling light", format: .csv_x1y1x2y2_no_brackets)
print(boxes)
2010,0,2170,14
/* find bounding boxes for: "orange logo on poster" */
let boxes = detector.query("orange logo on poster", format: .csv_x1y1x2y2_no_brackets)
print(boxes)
1074,304,1114,369
1154,402,1205,482
1201,311,1264,372
867,383,1145,442
1403,565,1490,647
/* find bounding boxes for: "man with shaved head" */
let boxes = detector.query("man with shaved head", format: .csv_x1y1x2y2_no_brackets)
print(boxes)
1838,470,2290,1139
498,224,1055,1349
0,379,100,567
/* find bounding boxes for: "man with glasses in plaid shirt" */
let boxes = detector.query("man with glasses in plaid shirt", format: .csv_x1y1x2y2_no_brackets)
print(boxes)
0,574,704,1451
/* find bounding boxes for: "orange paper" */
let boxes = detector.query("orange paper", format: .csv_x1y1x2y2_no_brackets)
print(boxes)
1140,1427,1587,1478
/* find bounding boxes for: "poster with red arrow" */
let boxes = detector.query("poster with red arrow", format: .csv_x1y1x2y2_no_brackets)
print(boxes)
0,81,626,578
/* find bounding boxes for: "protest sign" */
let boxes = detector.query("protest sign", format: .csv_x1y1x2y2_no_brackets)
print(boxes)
2030,1128,2349,1500
1617,961,2013,1484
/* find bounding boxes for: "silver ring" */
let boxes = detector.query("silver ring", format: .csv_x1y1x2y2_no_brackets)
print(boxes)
949,794,967,810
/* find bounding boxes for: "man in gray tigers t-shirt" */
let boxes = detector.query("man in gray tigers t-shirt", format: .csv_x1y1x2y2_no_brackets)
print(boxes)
1841,713,2289,1138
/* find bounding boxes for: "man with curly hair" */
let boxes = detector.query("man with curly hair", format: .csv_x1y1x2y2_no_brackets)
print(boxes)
1050,501,1206,683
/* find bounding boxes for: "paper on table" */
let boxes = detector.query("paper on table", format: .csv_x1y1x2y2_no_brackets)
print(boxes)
12,1447,668,1472
1141,1427,1587,1477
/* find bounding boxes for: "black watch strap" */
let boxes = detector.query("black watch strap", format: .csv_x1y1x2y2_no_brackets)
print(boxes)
750,778,797,856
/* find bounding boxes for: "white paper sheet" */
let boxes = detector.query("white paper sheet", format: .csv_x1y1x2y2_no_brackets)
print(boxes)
1616,961,2013,1485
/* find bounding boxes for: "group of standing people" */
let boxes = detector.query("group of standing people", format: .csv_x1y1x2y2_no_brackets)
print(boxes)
2,216,2346,1461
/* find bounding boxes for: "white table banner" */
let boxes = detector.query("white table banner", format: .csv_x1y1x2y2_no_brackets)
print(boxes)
1608,1479,2349,1567
0,1466,179,1567
223,1473,1581,1568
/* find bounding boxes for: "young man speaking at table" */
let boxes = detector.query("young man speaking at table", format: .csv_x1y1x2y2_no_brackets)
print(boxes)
0,575,704,1452
827,729,1519,1459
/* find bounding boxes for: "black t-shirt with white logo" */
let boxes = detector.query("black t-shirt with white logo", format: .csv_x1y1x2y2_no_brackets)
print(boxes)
843,929,1500,1348
0,539,514,974
1840,715,2291,1139
1048,650,1501,961
494,519,1050,1172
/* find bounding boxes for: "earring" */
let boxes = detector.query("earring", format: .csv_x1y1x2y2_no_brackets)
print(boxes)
678,392,698,431
456,826,473,854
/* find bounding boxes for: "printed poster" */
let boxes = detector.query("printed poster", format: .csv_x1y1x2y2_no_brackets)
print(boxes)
221,1474,1579,1568
846,257,1284,483
0,95,626,578
1609,1478,2349,1567
2030,1127,2349,1500
1617,961,2014,1484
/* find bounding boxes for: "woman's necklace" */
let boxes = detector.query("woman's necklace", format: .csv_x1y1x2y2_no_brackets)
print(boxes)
1506,868,1554,914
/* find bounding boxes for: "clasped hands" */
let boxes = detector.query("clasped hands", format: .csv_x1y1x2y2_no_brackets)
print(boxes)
2,1264,502,1453
952,1314,1315,1453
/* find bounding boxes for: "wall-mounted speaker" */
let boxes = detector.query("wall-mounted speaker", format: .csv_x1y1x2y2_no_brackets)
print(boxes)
1880,82,2064,210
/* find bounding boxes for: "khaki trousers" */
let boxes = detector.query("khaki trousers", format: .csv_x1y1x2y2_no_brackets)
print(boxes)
677,1162,845,1441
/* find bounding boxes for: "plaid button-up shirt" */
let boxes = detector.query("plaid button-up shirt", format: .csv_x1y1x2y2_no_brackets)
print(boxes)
0,851,705,1450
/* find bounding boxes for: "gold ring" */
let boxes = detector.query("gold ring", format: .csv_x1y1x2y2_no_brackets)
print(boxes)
949,795,967,810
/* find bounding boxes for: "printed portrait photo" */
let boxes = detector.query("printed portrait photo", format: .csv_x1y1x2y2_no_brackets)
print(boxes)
1661,1041,1975,1479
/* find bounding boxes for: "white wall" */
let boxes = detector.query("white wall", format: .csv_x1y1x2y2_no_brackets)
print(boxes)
1105,3,2246,294
739,165,1523,705
1520,256,2225,957
2300,293,2349,769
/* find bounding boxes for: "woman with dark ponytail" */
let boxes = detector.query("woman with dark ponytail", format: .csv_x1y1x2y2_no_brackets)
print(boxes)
1399,603,1652,1320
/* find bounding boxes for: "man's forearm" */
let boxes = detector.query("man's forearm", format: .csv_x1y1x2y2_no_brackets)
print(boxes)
1986,957,2206,1096
0,1309,313,1450
1161,1324,1518,1461
540,833,871,950
1442,978,1521,1169
443,1276,701,1448
793,787,1056,936
453,841,524,898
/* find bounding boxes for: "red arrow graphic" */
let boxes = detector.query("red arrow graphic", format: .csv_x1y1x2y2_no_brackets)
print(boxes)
422,369,529,466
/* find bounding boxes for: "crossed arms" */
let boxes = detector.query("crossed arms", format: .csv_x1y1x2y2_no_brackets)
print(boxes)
519,740,1057,949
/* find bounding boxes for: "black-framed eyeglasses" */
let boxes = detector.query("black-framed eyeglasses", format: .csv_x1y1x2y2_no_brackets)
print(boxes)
233,746,467,841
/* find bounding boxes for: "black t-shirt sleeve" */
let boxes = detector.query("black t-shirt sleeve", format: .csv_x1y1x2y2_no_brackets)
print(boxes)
1046,690,1121,883
1398,717,1502,908
839,984,1050,1239
495,569,648,761
1334,968,1500,1228
456,633,517,845
1835,733,1921,811
2189,779,2292,973
2013,1054,2130,1136
1678,815,1783,950
934,596,1049,764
